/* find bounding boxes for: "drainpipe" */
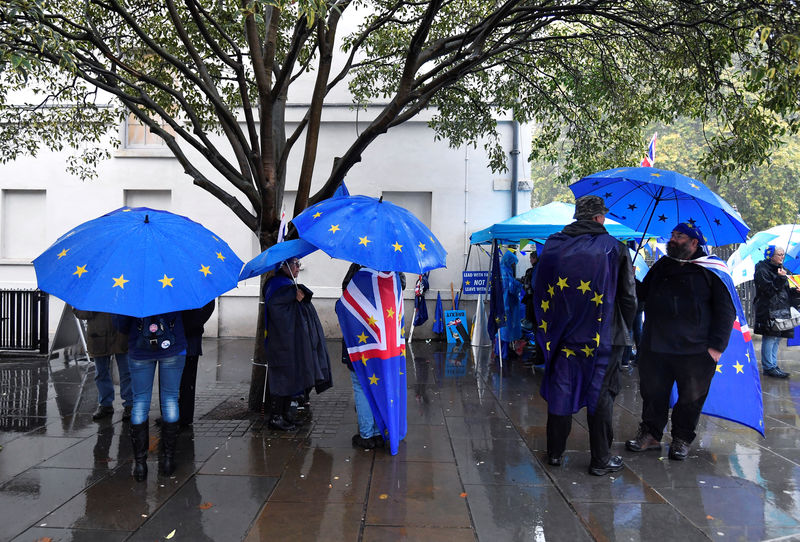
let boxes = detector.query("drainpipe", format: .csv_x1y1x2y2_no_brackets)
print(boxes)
511,120,520,217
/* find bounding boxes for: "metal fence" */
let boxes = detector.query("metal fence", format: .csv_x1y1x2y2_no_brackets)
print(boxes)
0,289,49,354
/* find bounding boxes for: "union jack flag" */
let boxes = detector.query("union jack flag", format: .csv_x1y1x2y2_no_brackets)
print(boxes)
640,132,657,167
336,268,407,454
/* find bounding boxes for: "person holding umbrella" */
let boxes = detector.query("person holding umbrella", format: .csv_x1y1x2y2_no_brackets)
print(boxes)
262,257,332,431
114,311,188,481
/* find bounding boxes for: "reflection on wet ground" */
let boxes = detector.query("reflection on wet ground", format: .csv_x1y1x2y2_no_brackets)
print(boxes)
2,337,800,540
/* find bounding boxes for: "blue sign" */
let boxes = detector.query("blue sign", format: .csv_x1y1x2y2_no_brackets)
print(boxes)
462,271,489,294
444,310,470,344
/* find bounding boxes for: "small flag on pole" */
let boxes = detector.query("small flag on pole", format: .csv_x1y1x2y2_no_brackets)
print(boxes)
277,205,288,243
640,132,657,167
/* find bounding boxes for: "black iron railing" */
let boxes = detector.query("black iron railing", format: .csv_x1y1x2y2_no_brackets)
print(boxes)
0,289,49,354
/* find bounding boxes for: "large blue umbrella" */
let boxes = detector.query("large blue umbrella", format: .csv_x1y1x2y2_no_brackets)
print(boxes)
569,167,749,246
238,239,318,281
33,207,244,317
292,195,447,274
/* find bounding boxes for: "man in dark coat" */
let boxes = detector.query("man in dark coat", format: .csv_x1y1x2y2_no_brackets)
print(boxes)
626,222,736,461
264,257,332,431
533,195,636,476
754,245,800,378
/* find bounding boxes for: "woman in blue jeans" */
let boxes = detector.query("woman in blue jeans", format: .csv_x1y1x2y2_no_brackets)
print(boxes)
115,312,187,481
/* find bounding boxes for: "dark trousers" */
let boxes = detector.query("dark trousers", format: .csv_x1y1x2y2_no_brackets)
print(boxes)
178,354,199,425
546,345,623,466
638,350,716,443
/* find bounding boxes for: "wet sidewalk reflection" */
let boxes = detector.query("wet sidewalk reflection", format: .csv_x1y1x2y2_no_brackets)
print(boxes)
2,337,800,540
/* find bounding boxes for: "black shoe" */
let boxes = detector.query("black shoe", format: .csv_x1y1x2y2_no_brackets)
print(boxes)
268,415,297,432
122,406,132,421
352,434,376,450
765,368,790,379
669,438,690,460
547,454,562,466
370,435,385,449
626,427,661,452
589,455,624,476
92,405,114,421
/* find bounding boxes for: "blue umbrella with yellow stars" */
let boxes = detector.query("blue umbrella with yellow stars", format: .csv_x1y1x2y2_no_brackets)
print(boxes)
569,167,749,246
292,195,447,274
33,207,244,317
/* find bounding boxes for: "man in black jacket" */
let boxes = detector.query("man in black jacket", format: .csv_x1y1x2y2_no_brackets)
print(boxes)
626,223,735,460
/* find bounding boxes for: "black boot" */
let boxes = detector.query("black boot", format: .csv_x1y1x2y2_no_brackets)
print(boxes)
130,422,149,482
268,395,297,431
160,421,180,476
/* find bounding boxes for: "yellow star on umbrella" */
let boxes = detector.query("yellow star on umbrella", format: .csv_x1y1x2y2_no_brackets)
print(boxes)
591,292,604,306
112,274,129,289
418,242,427,252
159,274,174,288
329,224,340,233
577,280,592,294
392,241,403,252
313,212,322,219
57,248,69,259
734,361,744,374
216,251,226,261
716,364,723,373
359,235,371,246
650,172,662,177
73,265,88,278
369,373,380,385
357,331,368,344
199,265,212,276
690,183,700,190
556,276,569,290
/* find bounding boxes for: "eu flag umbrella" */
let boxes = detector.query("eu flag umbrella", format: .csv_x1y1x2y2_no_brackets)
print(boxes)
239,239,318,280
33,207,244,317
570,167,749,246
292,195,447,274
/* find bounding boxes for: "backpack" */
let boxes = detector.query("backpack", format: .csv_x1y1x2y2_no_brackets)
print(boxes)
136,314,177,351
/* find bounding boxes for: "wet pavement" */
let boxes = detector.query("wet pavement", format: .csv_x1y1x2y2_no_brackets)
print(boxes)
2,338,800,541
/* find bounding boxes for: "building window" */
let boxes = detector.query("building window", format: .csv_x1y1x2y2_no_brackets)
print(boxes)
124,113,174,148
123,189,172,210
1,189,46,260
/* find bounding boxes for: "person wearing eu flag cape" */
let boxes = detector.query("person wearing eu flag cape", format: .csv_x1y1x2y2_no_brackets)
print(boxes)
533,196,637,476
626,222,736,460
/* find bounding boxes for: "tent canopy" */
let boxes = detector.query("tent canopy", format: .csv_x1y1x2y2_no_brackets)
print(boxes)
470,201,646,245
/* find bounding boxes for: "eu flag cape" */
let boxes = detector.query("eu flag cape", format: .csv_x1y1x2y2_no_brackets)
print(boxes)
670,256,764,436
533,231,622,415
432,291,444,334
336,268,408,454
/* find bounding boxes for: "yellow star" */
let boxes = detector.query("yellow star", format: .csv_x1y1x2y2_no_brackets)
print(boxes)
199,265,212,276
212,236,219,242
112,274,129,289
313,212,322,219
577,280,592,294
545,341,551,351
158,274,174,288
73,265,87,278
400,327,405,337
357,332,368,344
734,361,744,374
400,345,406,356
418,242,427,252
359,236,371,246
716,364,723,373
361,354,368,366
591,292,604,306
556,277,569,290
539,320,548,333
650,172,662,177
392,241,403,252
465,280,471,286
386,307,395,319
746,352,751,362
690,182,700,190
57,248,69,259
328,224,341,234
216,251,226,261
367,315,377,327
563,348,575,358
547,285,555,296
594,333,601,346
540,299,550,312
581,344,595,357
369,373,379,385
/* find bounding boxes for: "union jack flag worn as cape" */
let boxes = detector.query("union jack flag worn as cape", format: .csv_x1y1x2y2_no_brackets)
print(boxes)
336,268,408,454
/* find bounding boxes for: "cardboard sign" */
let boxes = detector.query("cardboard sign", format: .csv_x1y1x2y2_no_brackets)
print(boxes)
444,310,470,344
462,271,489,294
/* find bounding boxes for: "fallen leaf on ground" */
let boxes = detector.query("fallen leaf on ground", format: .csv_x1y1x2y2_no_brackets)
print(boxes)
379,494,389,500
198,502,214,510
460,492,468,498
166,529,176,539
706,515,714,520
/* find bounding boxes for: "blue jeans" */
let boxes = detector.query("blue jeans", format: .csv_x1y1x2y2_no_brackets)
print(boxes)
128,354,185,425
351,371,380,438
94,354,132,407
761,335,781,372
